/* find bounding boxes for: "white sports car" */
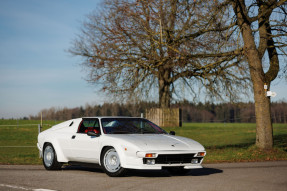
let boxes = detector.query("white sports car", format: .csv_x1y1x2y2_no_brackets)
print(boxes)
37,117,206,177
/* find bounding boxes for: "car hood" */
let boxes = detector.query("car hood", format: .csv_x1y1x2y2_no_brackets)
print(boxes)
105,134,205,151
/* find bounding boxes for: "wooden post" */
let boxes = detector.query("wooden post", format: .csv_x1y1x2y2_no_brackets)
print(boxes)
38,124,42,158
145,108,182,127
40,112,43,127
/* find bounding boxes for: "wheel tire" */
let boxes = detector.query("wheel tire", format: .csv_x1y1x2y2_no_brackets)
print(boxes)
166,167,190,176
101,147,126,177
42,143,62,170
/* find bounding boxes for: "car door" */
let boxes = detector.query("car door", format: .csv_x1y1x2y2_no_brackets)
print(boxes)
69,118,101,163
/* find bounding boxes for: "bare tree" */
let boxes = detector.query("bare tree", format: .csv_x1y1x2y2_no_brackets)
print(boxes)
224,0,287,149
70,0,249,108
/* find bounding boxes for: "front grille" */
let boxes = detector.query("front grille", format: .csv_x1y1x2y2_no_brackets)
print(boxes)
143,153,203,164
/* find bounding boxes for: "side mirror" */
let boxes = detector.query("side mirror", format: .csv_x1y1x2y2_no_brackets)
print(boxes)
169,131,175,135
87,131,100,137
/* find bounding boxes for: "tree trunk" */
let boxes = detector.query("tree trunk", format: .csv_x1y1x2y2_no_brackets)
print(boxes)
245,41,273,149
243,31,273,150
253,80,273,149
233,1,273,150
158,67,172,108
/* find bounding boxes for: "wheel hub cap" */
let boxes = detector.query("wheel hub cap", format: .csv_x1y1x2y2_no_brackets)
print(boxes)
104,149,121,172
44,146,54,167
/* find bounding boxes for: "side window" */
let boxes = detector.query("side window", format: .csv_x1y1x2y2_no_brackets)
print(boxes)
78,119,101,134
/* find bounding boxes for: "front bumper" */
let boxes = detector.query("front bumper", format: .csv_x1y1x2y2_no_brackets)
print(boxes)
122,150,205,170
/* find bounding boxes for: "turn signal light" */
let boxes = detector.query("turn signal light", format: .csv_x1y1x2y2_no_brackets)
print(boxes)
145,153,156,158
197,152,206,157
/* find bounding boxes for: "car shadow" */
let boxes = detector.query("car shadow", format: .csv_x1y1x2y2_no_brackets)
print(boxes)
61,165,104,173
126,169,170,177
127,167,223,177
186,168,223,176
61,165,169,177
61,165,223,177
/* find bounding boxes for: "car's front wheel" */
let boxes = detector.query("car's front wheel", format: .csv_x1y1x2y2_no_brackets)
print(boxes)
101,147,127,177
43,143,62,170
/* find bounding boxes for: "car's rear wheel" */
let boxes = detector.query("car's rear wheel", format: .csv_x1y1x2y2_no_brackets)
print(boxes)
43,143,62,170
101,147,126,177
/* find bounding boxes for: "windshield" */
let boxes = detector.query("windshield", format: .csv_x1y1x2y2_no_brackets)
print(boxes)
101,118,167,134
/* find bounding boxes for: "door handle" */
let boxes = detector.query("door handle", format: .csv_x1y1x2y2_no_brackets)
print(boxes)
72,135,76,139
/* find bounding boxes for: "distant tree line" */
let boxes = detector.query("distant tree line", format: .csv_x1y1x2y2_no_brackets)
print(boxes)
30,101,287,123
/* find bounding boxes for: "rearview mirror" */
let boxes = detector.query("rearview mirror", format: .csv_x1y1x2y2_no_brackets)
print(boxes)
87,131,100,137
169,131,175,135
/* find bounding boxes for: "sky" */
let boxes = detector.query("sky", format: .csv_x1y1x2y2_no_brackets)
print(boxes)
0,0,104,118
0,0,286,119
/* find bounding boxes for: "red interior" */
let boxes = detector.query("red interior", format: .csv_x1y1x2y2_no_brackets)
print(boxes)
84,127,99,134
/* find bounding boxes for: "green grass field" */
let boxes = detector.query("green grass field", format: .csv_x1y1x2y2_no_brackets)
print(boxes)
0,120,286,164
164,123,287,163
0,120,60,164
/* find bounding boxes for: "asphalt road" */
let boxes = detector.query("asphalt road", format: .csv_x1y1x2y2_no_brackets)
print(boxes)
0,161,286,191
